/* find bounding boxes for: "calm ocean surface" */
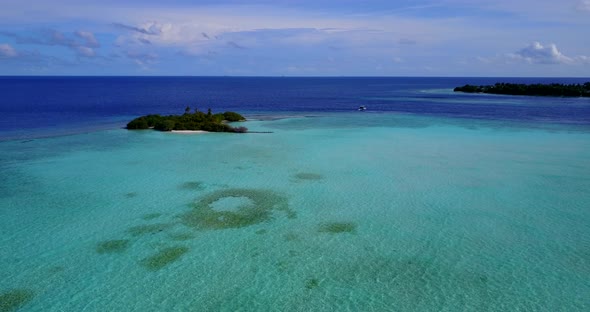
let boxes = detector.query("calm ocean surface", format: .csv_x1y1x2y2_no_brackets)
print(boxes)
1,77,590,139
1,77,589,311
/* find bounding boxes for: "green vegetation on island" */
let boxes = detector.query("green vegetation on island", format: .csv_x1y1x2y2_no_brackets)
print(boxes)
126,107,247,132
454,82,590,97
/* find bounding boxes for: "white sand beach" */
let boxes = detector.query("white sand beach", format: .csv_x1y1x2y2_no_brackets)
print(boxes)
170,130,209,134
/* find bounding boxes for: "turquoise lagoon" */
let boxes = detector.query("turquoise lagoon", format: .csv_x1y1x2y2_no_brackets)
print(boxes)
1,113,589,311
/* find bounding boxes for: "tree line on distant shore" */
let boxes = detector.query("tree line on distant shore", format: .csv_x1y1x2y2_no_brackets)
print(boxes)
126,107,247,133
454,82,590,97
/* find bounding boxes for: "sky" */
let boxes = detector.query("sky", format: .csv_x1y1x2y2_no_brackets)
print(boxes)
0,0,589,76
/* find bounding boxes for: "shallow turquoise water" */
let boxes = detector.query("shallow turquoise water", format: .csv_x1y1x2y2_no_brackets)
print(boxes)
1,113,589,311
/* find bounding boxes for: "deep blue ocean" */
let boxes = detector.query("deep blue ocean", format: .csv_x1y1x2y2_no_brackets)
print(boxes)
1,77,589,140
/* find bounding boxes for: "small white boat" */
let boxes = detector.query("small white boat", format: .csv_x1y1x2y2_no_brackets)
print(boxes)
358,105,367,111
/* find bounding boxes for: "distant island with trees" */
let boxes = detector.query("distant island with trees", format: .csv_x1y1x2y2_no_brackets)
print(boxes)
126,107,248,133
454,82,590,97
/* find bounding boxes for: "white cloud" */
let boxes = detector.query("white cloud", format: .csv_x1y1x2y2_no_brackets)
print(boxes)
76,46,96,57
475,56,492,64
0,29,100,58
577,0,590,11
1,1,588,75
75,31,99,48
510,42,573,64
0,44,73,68
575,55,590,63
115,21,217,54
0,43,18,57
113,20,435,61
0,1,506,66
35,2,462,55
125,51,159,69
476,42,590,68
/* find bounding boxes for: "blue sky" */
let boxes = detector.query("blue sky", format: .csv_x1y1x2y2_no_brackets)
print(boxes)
0,0,589,76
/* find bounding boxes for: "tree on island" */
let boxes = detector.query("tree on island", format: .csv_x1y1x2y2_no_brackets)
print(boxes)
126,108,247,133
454,82,590,97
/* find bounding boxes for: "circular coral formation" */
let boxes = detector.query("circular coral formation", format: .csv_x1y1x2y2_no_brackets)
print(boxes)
181,188,292,230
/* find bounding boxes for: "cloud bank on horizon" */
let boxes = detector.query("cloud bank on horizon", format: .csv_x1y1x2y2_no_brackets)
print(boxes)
0,0,589,76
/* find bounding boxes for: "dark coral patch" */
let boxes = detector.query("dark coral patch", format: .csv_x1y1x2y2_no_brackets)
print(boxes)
140,246,189,271
283,233,299,241
318,222,357,234
167,232,196,241
294,173,323,181
142,213,162,221
126,223,174,236
46,266,64,274
0,289,34,312
305,278,320,290
96,239,130,254
179,181,205,191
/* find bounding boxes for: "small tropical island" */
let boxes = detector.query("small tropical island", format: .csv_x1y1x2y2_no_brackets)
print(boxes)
126,107,248,133
454,82,590,97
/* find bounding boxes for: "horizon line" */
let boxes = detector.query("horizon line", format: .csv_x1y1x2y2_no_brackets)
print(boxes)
1,75,589,79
